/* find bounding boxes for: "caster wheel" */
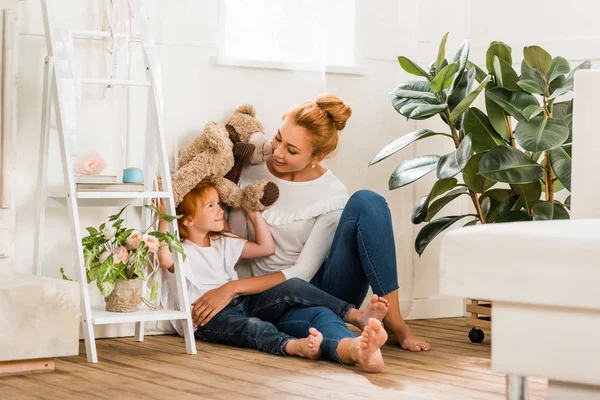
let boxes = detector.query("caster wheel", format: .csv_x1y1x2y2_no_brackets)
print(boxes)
468,328,484,343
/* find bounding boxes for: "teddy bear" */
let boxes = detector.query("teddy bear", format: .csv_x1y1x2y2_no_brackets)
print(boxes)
166,120,278,211
223,104,274,185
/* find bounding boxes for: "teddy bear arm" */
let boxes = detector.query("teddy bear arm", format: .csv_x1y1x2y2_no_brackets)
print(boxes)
242,179,279,211
212,177,243,208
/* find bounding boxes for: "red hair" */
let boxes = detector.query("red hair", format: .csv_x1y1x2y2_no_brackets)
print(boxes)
176,180,221,241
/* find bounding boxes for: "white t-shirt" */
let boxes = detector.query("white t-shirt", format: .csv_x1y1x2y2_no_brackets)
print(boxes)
229,163,348,282
162,235,246,336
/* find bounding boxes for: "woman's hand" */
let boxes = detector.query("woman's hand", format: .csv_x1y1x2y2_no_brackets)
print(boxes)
191,282,237,327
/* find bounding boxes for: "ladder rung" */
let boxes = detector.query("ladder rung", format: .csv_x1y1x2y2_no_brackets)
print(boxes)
81,78,151,87
70,30,140,42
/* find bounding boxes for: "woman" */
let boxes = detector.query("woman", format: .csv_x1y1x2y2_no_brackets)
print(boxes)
194,93,430,352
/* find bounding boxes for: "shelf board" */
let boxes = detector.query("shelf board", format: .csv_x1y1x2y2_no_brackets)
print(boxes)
91,306,189,325
47,191,171,207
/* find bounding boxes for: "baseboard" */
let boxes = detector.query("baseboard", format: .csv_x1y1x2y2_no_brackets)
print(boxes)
402,296,465,320
0,358,55,377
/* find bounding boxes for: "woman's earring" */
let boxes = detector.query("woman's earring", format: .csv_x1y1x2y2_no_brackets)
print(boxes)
311,164,315,169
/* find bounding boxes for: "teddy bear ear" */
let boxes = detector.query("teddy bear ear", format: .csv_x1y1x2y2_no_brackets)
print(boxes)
235,104,256,117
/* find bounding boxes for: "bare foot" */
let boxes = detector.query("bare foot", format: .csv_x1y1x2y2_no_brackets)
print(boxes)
353,318,387,373
285,328,323,360
344,295,389,329
362,295,389,328
387,329,431,352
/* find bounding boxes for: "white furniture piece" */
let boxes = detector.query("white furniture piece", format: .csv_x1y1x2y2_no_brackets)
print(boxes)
440,70,600,400
33,0,196,363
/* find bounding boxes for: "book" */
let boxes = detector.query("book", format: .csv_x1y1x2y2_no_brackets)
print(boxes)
74,174,118,184
76,183,144,192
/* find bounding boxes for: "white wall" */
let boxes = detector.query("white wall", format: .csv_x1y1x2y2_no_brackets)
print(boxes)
15,0,428,337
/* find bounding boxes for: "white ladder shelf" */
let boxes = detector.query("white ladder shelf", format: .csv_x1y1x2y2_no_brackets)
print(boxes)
33,0,196,363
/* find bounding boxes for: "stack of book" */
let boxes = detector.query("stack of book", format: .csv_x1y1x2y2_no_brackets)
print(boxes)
74,175,144,192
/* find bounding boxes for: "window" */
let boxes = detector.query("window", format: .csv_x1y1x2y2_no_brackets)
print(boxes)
220,0,356,68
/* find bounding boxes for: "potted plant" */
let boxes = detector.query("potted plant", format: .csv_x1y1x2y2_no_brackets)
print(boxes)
61,204,185,312
370,33,591,342
371,33,591,255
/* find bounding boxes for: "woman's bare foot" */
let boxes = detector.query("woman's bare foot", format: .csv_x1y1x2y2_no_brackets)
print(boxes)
344,295,389,329
353,318,387,373
386,326,431,352
284,328,323,360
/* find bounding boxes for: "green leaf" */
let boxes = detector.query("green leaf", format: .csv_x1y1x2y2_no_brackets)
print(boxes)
369,129,445,166
517,79,545,95
463,153,497,193
464,107,505,152
150,280,159,301
109,204,130,222
493,56,520,90
485,93,511,140
511,181,542,212
448,67,476,111
449,40,470,91
398,56,432,80
495,210,533,223
514,116,569,152
479,189,514,222
426,187,470,221
429,62,460,92
86,266,100,284
466,61,487,83
533,200,570,220
547,56,571,83
485,87,539,121
567,60,592,81
549,61,592,100
492,194,520,222
391,81,448,120
388,155,440,190
436,32,450,72
436,135,472,179
523,46,553,75
144,204,183,222
522,105,544,121
464,219,479,227
521,60,547,96
85,227,99,236
549,145,572,191
415,215,470,256
486,41,512,73
59,267,73,281
449,75,492,121
413,178,459,225
97,281,116,297
412,195,429,224
479,145,544,184
550,75,566,93
565,195,571,209
115,228,135,246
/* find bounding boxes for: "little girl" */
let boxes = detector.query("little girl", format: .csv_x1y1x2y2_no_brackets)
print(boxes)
158,180,389,372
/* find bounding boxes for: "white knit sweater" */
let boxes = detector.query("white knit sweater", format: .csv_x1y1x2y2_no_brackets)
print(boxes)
228,163,348,281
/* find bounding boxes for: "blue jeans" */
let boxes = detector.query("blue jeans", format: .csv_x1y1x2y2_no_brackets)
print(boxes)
276,190,400,358
195,278,353,356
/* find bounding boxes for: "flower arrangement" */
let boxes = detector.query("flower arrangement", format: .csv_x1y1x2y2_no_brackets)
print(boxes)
60,204,185,299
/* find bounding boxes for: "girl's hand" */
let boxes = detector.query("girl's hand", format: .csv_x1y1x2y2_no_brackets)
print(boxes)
242,204,260,219
191,283,236,327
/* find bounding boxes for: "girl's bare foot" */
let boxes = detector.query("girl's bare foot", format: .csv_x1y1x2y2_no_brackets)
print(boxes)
353,318,387,373
284,328,323,360
344,295,389,329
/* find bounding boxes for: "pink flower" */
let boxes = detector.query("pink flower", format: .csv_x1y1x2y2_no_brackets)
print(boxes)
126,230,143,250
143,234,160,253
74,152,106,175
99,246,130,265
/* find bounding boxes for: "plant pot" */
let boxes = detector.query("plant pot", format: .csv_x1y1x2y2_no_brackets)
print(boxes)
104,279,143,312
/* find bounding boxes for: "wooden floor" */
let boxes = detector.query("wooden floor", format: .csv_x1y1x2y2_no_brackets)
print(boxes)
0,318,547,400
